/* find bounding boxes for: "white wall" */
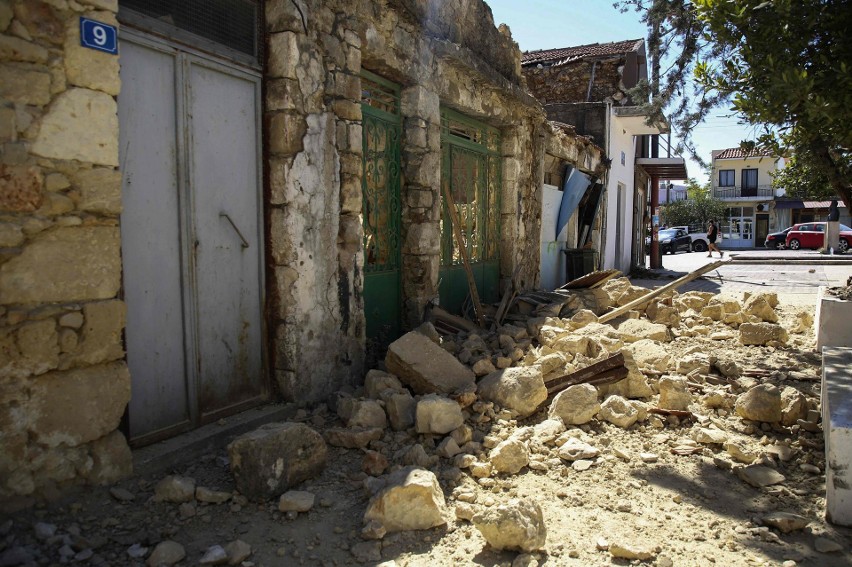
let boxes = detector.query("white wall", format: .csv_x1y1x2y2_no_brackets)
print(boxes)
602,115,637,272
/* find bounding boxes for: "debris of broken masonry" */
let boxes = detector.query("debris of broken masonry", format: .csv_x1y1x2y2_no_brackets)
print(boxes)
9,270,849,564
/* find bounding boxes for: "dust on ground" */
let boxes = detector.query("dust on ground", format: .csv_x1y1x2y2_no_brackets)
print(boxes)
1,284,850,567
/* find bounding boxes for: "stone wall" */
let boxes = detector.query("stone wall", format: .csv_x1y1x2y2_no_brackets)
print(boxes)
265,0,553,401
0,0,131,505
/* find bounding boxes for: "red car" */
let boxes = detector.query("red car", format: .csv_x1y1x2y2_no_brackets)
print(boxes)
785,222,852,252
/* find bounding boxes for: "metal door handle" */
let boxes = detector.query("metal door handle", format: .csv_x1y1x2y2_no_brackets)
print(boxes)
220,212,249,248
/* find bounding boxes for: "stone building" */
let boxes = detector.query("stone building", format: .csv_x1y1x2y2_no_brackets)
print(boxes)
0,0,605,504
521,39,687,271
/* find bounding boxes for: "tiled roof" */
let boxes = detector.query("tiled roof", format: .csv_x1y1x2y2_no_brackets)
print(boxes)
714,147,775,160
521,39,644,67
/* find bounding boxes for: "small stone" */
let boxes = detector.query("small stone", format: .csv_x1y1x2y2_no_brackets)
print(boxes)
363,467,447,532
350,541,382,563
735,383,782,422
477,367,548,419
609,541,655,560
658,376,692,411
473,498,547,552
814,537,843,553
473,357,497,376
146,541,185,567
572,459,593,471
154,475,195,503
489,438,530,475
640,453,658,463
347,399,387,429
557,437,599,461
195,487,231,504
364,369,404,399
33,522,56,540
548,384,599,425
363,450,389,476
436,437,462,459
127,543,148,559
278,491,315,513
762,512,809,533
178,502,196,518
415,394,464,434
224,540,252,565
693,428,727,444
598,395,639,429
199,545,228,565
736,465,785,488
361,519,386,540
325,427,383,449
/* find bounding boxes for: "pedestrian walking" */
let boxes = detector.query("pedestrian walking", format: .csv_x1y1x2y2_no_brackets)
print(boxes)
707,219,724,258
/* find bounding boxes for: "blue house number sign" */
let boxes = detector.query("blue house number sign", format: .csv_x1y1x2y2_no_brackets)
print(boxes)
80,17,118,55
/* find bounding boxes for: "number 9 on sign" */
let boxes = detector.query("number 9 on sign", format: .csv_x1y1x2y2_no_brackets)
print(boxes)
80,17,118,55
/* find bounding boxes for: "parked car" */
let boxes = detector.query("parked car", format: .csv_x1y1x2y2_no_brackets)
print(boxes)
658,228,692,254
670,225,709,252
785,222,852,252
764,227,792,249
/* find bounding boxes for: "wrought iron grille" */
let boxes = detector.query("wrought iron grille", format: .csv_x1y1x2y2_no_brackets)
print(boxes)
120,0,260,58
440,109,502,267
361,72,401,273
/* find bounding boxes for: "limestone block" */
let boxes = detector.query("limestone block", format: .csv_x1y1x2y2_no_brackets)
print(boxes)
14,1,63,44
0,319,58,379
0,227,121,304
268,32,299,79
364,369,404,399
363,466,447,532
489,438,529,474
324,426,383,449
32,88,119,166
700,304,724,321
381,389,416,431
0,221,24,247
267,111,307,156
472,499,547,552
267,78,302,112
658,376,692,411
616,319,669,343
0,164,43,212
86,429,132,484
0,35,48,63
266,0,306,33
415,394,463,434
742,293,778,323
63,11,120,95
29,361,130,447
68,299,125,365
739,322,788,346
332,99,361,121
735,383,782,422
72,167,121,214
624,339,669,372
780,386,808,426
0,64,51,106
400,86,440,124
347,399,387,429
477,367,547,419
598,395,639,428
403,222,440,255
385,331,475,395
227,422,327,499
548,384,599,425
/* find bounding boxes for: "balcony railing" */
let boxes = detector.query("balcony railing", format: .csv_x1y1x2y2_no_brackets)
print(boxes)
712,185,774,199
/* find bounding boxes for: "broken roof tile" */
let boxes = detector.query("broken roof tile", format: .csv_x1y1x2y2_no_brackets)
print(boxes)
521,39,644,67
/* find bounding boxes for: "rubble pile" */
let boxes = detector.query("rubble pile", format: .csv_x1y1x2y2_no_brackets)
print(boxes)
1,280,847,566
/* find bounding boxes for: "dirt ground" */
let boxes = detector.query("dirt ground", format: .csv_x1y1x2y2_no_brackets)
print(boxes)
2,289,851,567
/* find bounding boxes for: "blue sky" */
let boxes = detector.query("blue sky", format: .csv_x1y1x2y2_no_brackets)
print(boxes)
485,0,757,184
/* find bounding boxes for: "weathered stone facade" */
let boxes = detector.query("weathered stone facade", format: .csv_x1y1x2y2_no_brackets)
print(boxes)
0,0,609,505
0,0,131,506
265,0,551,401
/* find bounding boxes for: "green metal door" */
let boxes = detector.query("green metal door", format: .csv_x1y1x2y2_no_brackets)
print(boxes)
361,71,401,355
439,109,502,315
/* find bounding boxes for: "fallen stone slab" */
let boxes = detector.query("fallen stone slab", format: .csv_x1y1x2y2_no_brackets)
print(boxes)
477,367,547,418
227,422,327,499
363,467,447,533
736,464,786,488
472,498,547,552
385,331,475,395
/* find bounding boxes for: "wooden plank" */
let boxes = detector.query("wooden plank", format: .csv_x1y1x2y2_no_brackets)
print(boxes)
429,306,480,333
544,352,625,386
598,260,726,324
441,186,486,328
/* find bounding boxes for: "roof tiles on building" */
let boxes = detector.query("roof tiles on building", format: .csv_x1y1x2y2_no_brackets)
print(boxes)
714,147,775,160
521,39,643,67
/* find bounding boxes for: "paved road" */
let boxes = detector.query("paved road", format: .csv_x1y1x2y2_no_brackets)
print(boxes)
633,249,851,306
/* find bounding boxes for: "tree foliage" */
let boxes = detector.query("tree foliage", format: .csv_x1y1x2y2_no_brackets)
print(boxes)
616,0,852,208
660,179,726,228
771,154,836,200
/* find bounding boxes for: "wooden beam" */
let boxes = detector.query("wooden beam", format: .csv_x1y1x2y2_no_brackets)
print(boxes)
441,186,487,328
598,260,726,324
